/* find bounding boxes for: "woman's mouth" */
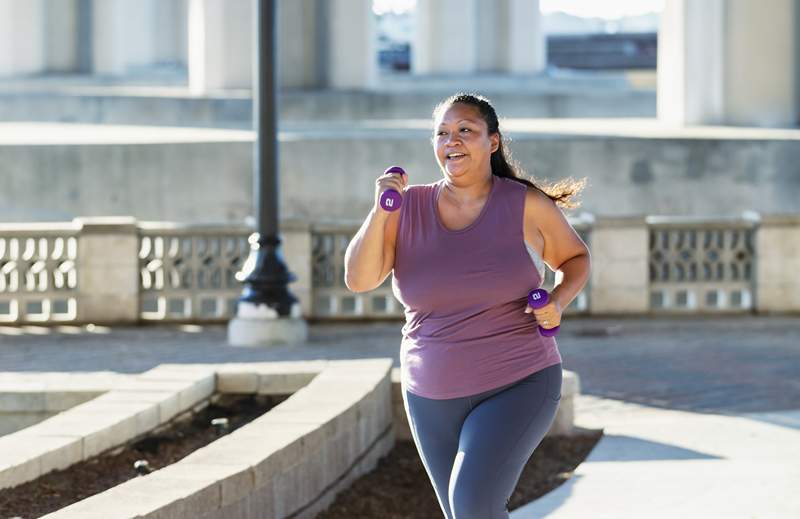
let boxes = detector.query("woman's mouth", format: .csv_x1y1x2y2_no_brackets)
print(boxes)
446,152,467,162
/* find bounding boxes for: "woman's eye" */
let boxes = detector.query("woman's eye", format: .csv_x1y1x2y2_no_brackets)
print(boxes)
460,128,470,132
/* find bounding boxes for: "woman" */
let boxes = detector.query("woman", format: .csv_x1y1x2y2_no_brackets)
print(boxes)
344,92,590,518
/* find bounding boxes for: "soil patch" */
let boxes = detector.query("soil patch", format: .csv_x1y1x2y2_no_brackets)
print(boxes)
318,428,604,519
0,393,286,519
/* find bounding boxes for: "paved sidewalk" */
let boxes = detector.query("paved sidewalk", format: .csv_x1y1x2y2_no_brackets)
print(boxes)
513,395,800,519
2,315,799,517
2,315,798,414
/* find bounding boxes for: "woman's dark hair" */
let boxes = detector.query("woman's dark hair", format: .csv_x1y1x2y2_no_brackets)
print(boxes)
432,92,586,210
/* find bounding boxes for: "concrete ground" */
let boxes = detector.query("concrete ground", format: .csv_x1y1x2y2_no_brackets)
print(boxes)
1,314,799,517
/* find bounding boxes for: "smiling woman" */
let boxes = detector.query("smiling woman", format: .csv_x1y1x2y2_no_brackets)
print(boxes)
344,91,591,518
431,92,586,210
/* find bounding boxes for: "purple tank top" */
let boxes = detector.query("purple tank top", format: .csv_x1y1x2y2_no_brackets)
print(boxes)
391,174,562,399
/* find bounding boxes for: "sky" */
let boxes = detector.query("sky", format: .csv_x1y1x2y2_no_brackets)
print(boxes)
372,0,664,18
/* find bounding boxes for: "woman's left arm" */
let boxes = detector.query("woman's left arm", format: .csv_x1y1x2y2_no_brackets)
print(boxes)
526,189,591,311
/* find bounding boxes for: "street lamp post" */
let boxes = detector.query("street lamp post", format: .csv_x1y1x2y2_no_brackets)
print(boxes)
228,0,308,346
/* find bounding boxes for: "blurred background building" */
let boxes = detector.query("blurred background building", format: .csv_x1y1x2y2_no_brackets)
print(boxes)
0,0,798,324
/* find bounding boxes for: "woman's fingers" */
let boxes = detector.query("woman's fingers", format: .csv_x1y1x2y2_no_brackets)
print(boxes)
528,305,560,326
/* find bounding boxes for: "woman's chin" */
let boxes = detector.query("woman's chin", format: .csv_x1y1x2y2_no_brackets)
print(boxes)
445,164,467,176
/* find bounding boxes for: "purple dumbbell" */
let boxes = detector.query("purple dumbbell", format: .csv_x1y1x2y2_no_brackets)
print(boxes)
379,166,406,212
527,288,560,337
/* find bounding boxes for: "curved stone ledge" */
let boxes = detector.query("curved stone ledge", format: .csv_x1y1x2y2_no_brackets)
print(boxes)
0,359,394,519
0,361,580,518
0,371,132,435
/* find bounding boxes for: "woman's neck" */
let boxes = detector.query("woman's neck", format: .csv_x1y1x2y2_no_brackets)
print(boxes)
441,173,493,207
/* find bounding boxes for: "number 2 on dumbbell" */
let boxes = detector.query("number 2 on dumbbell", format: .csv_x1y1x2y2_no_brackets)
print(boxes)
380,166,406,212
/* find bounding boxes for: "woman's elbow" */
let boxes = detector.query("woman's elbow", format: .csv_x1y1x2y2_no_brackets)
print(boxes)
344,272,369,293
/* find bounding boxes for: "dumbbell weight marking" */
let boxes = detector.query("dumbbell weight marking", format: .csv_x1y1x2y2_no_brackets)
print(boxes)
379,166,406,212
527,288,560,337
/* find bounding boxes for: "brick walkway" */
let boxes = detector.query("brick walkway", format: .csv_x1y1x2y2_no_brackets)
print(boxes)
1,315,798,414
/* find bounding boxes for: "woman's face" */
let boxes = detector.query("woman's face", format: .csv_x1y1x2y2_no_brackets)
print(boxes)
433,103,499,181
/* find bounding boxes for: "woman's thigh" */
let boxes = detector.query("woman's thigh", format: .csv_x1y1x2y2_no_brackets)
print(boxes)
402,363,562,518
450,363,562,518
402,385,471,518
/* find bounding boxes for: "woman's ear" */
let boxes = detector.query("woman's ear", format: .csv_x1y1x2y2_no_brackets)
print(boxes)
490,133,500,154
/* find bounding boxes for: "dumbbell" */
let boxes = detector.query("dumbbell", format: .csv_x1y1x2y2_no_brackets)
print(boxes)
379,166,406,212
527,288,560,337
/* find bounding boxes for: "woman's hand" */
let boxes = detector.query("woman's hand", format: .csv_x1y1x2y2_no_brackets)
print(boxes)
374,170,408,214
525,297,562,330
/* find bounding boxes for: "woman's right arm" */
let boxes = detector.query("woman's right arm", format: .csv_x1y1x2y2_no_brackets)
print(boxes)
344,172,407,293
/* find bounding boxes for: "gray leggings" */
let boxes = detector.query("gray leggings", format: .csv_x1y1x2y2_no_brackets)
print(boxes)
401,363,562,519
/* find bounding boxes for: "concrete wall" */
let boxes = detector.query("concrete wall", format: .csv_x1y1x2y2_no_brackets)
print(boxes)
1,123,799,223
0,133,252,223
0,89,657,127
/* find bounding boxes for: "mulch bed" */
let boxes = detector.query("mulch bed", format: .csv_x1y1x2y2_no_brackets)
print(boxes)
318,428,604,519
0,394,285,519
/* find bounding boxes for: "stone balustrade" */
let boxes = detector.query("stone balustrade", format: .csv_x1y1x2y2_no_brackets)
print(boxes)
0,213,798,325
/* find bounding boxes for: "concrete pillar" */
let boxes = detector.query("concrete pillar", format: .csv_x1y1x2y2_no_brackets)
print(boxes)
658,0,799,127
43,0,79,73
280,220,313,317
153,0,189,71
477,0,545,74
326,0,376,89
74,217,140,324
416,0,543,76
476,0,506,73
92,0,159,76
0,0,45,77
188,0,252,92
756,215,800,313
413,0,479,75
507,0,545,74
589,217,649,314
278,0,324,89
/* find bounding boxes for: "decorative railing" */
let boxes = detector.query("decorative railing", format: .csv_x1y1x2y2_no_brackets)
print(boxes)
311,221,403,319
647,214,758,313
540,214,593,314
137,223,251,321
0,212,796,325
0,224,79,323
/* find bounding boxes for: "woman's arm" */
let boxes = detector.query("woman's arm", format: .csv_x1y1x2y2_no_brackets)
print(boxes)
344,207,400,293
525,189,591,309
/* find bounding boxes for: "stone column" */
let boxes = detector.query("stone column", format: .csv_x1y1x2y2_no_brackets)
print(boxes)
477,0,545,74
326,0,376,89
413,0,479,75
0,0,45,77
43,0,79,73
506,0,545,74
92,0,159,76
74,217,140,324
658,0,799,127
188,0,252,92
589,216,650,314
278,0,324,89
756,215,800,313
153,0,188,71
280,220,313,317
